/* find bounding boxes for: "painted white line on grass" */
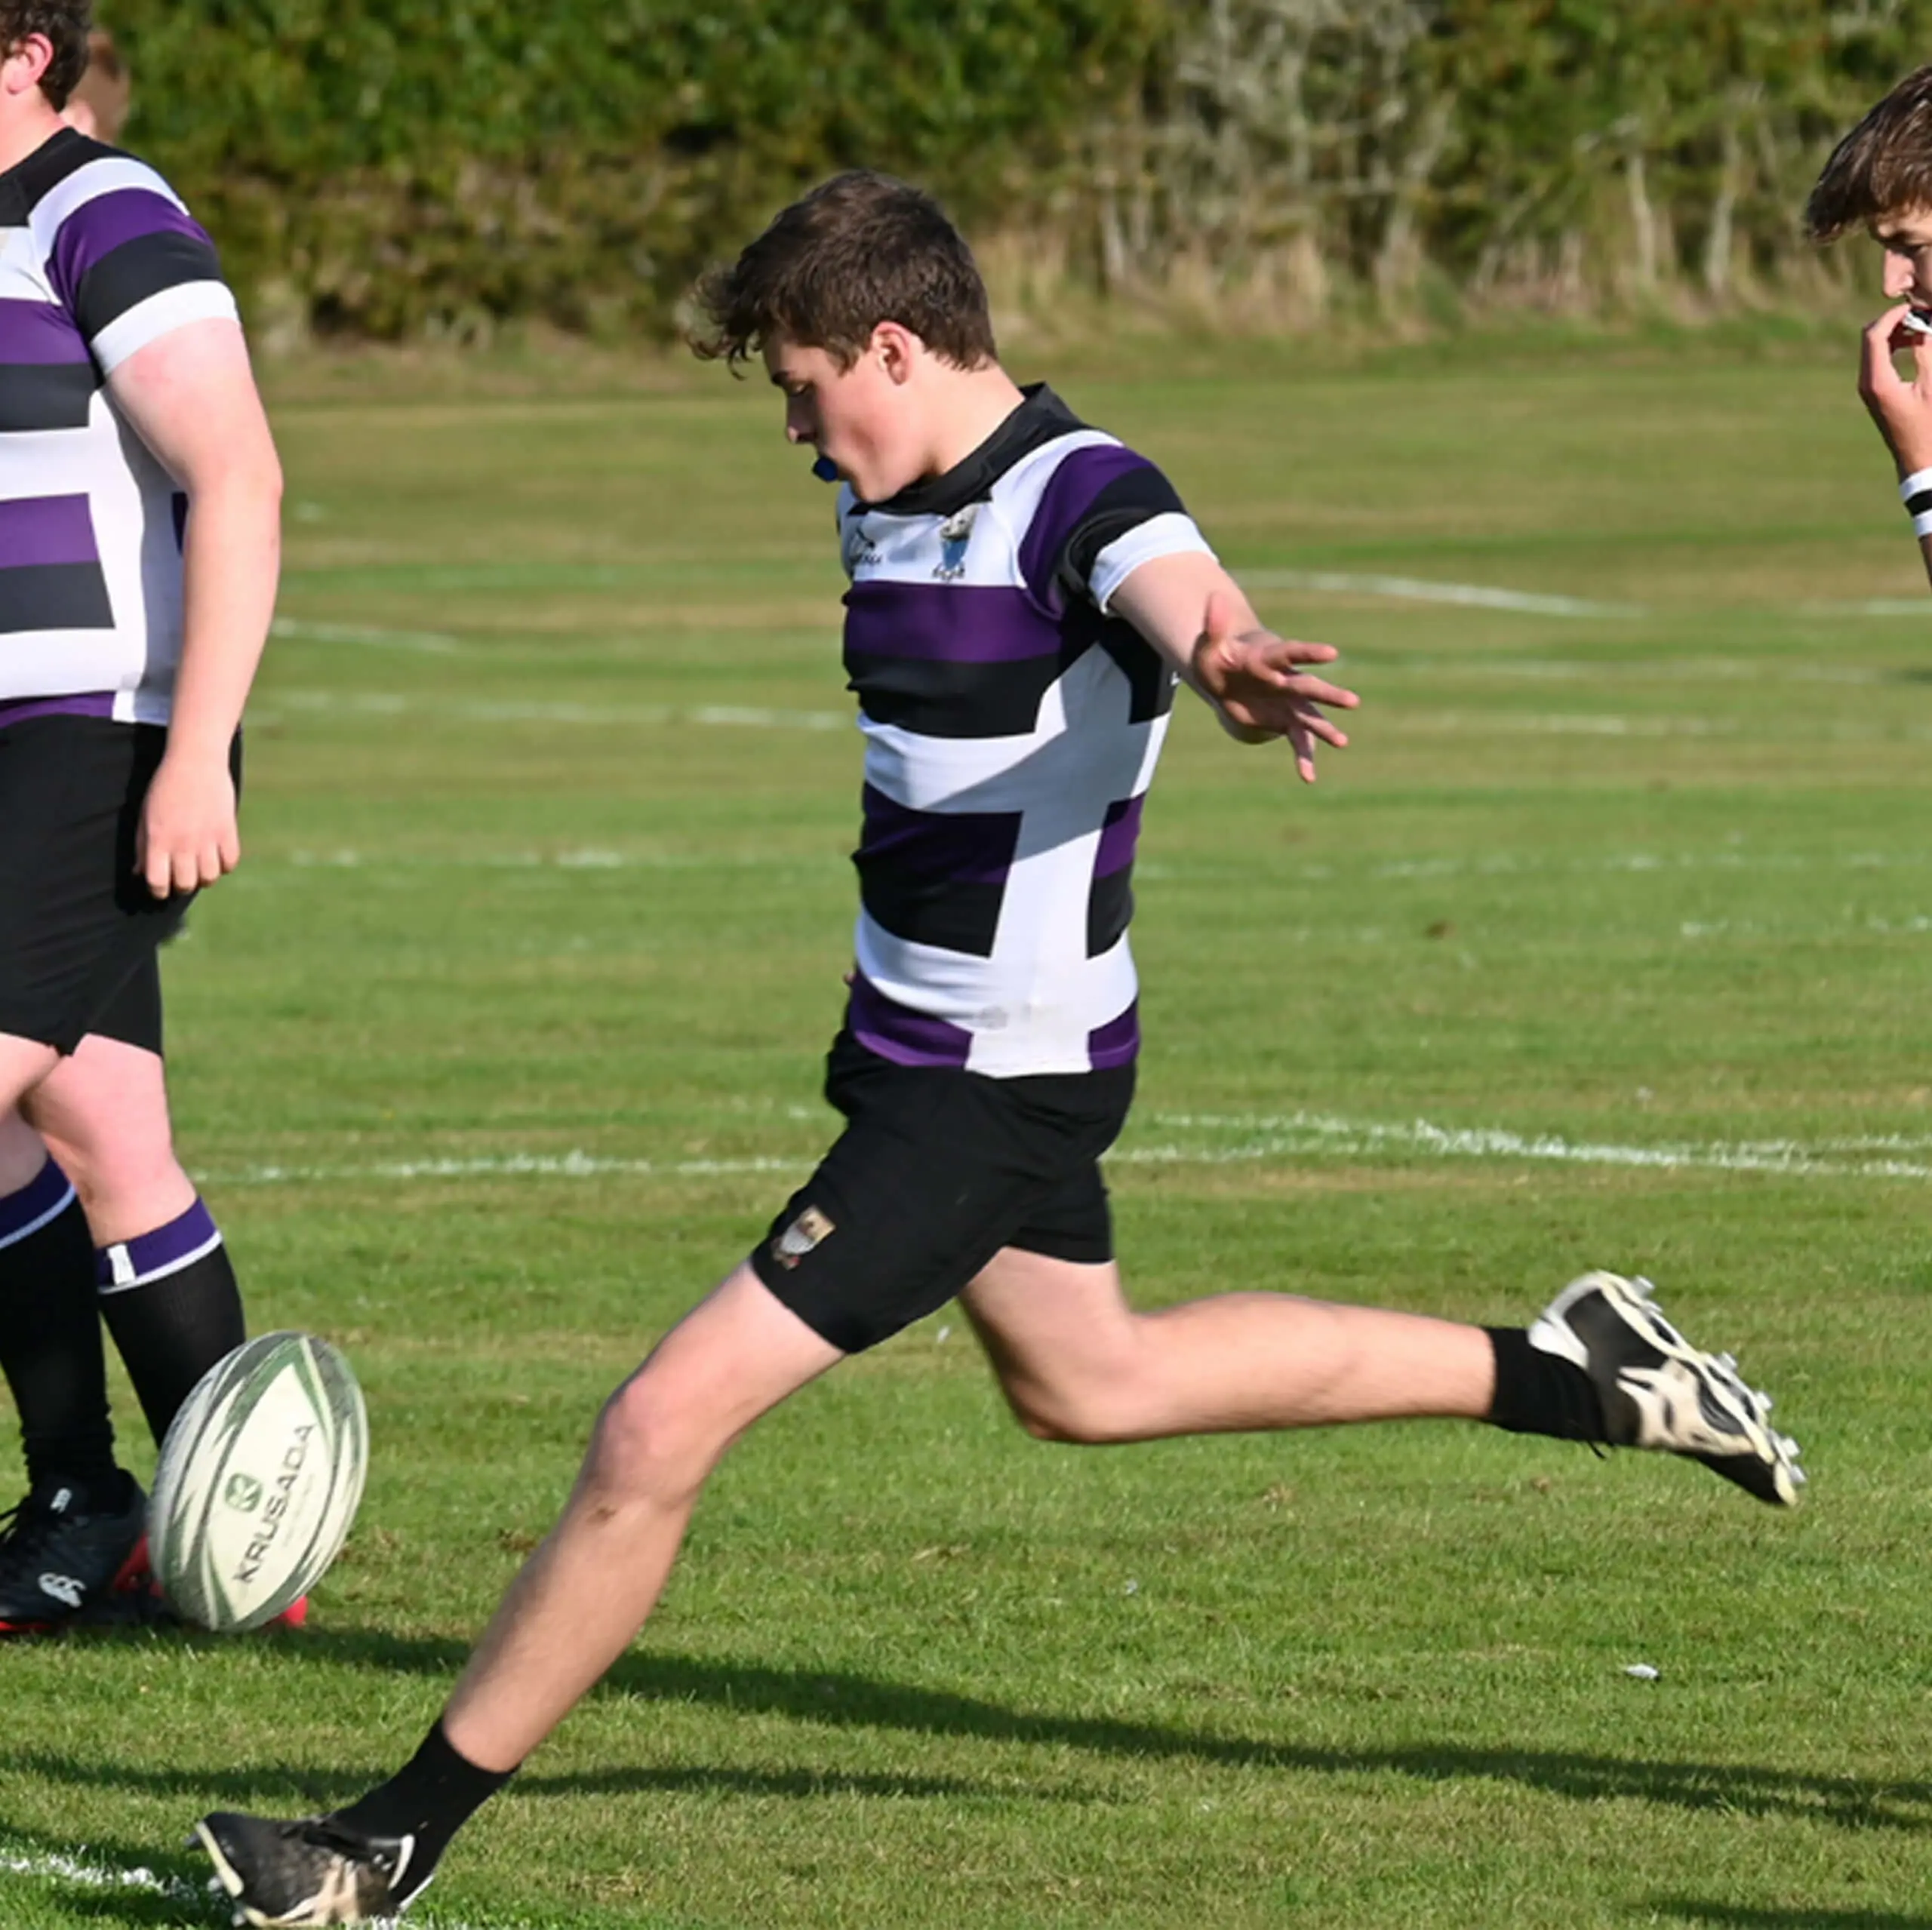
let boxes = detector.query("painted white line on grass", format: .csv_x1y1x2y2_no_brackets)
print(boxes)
1240,570,1644,619
271,617,462,654
262,690,850,733
1140,1111,1932,1182
1388,709,1734,739
0,1840,506,1929
200,1115,1931,1191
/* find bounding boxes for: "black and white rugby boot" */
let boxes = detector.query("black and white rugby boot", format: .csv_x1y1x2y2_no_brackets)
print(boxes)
0,1474,146,1633
195,1812,425,1927
1530,1271,1803,1505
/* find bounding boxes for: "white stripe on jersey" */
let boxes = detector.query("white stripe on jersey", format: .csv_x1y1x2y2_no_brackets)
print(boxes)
92,279,240,373
1091,512,1217,612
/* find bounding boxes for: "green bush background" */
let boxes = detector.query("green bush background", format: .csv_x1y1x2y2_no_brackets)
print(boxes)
105,1,1921,341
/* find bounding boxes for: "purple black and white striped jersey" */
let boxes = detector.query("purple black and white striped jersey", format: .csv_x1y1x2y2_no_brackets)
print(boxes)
0,130,240,724
838,385,1216,1078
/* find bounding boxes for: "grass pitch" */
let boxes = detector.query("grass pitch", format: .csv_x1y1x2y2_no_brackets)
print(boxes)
3,333,1930,1928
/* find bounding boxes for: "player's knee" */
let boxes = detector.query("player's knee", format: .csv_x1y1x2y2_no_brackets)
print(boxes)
586,1375,721,1501
1001,1372,1143,1446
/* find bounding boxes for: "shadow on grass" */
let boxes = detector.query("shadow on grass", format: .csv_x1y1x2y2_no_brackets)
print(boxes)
1654,1906,1932,1928
17,1626,1932,1837
0,1818,212,1926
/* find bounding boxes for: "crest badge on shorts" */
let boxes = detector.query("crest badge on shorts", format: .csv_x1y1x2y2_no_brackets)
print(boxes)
771,1205,836,1271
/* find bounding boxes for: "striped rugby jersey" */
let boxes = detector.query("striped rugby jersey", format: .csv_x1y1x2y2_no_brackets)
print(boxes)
0,129,240,723
839,385,1215,1078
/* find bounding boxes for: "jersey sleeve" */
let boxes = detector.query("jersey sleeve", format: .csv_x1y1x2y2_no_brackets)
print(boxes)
1019,442,1217,614
39,161,240,375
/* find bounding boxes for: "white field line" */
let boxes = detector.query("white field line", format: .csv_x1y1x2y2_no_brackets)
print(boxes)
1239,569,1644,619
271,617,462,655
0,1840,500,1929
257,690,849,733
198,1114,1932,1191
1386,708,1733,738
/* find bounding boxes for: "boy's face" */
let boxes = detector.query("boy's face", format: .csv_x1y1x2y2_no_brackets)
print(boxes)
1873,206,1932,305
764,330,922,504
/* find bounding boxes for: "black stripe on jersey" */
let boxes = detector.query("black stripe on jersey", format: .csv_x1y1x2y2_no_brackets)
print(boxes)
72,232,224,343
0,561,114,633
848,644,1091,740
1087,871,1134,957
1057,467,1191,600
0,361,97,432
0,129,105,224
1059,603,1177,727
859,872,1009,957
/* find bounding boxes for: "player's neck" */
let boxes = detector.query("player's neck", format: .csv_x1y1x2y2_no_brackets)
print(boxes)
921,365,1029,481
0,102,63,177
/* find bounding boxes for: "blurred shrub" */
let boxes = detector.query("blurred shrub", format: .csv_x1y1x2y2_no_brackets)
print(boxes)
109,0,1163,340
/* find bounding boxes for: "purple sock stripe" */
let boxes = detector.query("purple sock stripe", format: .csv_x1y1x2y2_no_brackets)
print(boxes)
0,1160,77,1250
1088,1003,1140,1070
97,1197,223,1292
847,973,974,1069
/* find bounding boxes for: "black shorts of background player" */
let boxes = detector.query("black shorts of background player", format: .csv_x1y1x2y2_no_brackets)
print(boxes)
195,171,1801,1925
1807,64,1932,591
0,14,282,1632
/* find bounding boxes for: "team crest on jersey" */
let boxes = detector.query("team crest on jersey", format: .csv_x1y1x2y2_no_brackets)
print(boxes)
771,1204,836,1270
934,505,980,581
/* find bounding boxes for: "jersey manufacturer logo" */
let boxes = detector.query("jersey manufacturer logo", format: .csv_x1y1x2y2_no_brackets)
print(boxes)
934,505,980,581
771,1205,836,1270
38,1573,84,1609
843,521,881,575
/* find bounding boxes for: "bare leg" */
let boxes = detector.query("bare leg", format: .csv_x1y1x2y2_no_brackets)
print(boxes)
0,1034,62,1192
962,1248,1494,1443
441,1263,843,1772
25,1036,195,1244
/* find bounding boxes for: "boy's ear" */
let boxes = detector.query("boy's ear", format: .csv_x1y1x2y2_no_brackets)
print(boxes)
872,321,919,386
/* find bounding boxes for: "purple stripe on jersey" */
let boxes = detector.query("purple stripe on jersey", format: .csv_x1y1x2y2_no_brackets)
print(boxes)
48,188,212,309
0,692,115,726
848,972,974,1070
0,494,99,569
859,785,1021,887
97,1196,221,1290
0,1159,75,1248
1088,1001,1140,1070
1017,444,1154,602
1094,795,1144,880
0,296,89,365
845,582,1062,664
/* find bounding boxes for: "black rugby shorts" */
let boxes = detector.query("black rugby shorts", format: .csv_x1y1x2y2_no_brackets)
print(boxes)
0,715,214,1056
750,1029,1136,1354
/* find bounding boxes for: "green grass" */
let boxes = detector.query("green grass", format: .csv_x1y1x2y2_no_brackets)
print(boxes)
5,336,1932,1928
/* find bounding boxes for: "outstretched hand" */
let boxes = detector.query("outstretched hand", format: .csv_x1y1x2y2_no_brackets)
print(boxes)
1190,590,1360,782
1859,303,1932,477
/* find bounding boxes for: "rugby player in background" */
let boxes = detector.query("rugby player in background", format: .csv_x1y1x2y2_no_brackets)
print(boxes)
1808,64,1932,589
196,171,1800,1925
0,2,281,1630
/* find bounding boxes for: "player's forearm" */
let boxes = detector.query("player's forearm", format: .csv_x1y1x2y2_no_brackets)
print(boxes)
167,468,281,760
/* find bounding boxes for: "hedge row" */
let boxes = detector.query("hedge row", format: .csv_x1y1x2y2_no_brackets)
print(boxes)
106,2,1927,340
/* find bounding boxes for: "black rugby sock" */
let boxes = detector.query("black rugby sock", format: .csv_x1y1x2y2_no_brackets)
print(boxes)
97,1197,246,1446
1484,1326,1609,1443
0,1159,121,1496
334,1722,517,1901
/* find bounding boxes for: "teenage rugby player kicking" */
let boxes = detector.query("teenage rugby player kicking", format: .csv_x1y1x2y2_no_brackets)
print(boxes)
197,171,1800,1926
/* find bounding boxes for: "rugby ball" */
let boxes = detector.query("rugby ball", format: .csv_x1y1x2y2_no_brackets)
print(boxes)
149,1331,368,1632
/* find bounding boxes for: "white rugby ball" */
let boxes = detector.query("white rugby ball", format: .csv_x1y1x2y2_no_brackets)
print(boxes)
149,1331,368,1632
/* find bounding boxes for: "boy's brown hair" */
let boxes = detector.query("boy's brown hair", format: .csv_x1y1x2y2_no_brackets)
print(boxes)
691,170,998,372
0,0,91,109
1807,64,1932,241
69,26,129,142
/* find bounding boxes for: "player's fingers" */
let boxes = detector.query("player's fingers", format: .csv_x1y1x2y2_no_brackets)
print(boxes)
1281,675,1360,708
1863,306,1914,395
1288,721,1319,783
1271,636,1339,665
